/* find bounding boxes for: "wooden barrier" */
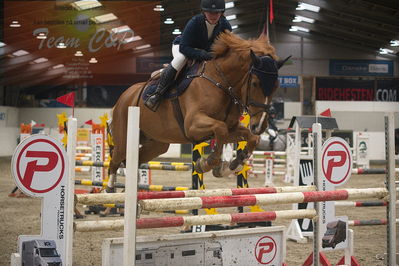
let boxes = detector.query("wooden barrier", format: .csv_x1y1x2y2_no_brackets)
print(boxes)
75,185,317,205
74,209,317,232
348,219,399,226
75,160,191,171
352,168,399,174
75,179,189,191
335,200,399,207
139,188,388,212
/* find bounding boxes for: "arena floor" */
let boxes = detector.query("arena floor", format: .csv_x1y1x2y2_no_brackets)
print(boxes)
1,156,398,265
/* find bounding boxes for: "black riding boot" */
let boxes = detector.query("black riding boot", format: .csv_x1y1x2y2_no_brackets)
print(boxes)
145,65,177,112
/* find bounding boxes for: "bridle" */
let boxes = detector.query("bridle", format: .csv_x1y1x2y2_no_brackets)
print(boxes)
188,57,278,117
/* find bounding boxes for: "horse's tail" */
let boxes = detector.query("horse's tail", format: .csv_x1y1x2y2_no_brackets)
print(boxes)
106,108,115,158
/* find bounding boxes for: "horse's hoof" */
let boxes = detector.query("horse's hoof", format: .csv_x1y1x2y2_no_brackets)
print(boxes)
212,161,232,177
194,163,203,173
229,159,240,171
105,186,115,193
212,167,224,178
194,159,204,173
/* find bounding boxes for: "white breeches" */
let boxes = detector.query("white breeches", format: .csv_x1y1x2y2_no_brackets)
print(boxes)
171,44,187,72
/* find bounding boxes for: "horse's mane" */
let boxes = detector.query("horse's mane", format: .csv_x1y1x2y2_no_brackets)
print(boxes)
212,31,277,60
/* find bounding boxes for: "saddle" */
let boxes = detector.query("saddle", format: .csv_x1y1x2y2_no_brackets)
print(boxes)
142,61,202,101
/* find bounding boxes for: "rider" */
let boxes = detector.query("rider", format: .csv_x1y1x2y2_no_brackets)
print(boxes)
145,0,232,112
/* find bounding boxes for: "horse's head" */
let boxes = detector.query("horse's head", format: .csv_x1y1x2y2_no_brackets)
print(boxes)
246,49,289,135
212,32,288,135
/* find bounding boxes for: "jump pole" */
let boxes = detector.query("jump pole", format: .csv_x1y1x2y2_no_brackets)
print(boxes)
137,188,388,212
66,117,77,265
123,106,140,266
385,112,396,266
75,185,317,204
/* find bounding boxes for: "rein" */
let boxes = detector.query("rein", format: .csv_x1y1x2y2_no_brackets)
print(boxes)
187,60,271,117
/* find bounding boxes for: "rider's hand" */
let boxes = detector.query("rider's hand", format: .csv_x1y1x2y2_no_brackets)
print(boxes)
199,50,213,61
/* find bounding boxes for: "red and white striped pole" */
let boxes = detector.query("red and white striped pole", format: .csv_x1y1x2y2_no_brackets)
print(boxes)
75,185,316,205
139,188,388,212
74,209,316,232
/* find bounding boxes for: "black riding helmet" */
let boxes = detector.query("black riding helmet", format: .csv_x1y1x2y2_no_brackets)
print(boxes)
201,0,225,12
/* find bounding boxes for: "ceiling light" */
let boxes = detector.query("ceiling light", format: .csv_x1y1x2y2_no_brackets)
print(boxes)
225,2,235,9
172,29,181,35
37,32,47,39
74,51,84,56
71,0,102,11
164,18,174,24
12,50,29,56
293,15,315,24
289,26,309,32
231,25,238,30
296,2,320,12
226,15,236,21
89,57,98,63
390,40,399,47
10,20,21,28
57,42,67,48
0,42,6,48
153,5,164,11
379,48,394,55
91,13,118,24
136,44,151,50
122,35,142,44
52,64,65,69
110,25,132,34
33,57,48,63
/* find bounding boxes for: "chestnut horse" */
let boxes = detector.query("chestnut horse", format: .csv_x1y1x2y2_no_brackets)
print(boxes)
107,32,287,191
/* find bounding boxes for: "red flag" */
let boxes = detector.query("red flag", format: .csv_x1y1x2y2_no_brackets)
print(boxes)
320,108,332,117
56,92,75,107
269,0,274,24
85,119,93,125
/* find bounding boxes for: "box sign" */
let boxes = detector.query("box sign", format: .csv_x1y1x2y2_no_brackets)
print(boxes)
316,78,374,101
278,76,299,88
329,60,393,76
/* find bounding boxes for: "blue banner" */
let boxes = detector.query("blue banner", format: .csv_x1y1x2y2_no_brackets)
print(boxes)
278,76,299,88
329,60,393,76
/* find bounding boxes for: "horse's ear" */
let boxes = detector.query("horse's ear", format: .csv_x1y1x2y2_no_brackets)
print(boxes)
277,55,292,69
250,50,261,67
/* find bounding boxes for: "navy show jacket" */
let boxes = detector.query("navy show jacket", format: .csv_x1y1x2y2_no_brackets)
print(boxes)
173,14,232,60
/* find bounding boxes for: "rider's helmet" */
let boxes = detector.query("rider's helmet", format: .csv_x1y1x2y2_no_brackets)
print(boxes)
201,0,225,12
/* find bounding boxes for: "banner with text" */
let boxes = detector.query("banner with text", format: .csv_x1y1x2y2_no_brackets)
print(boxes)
316,78,374,101
329,60,393,77
375,79,399,102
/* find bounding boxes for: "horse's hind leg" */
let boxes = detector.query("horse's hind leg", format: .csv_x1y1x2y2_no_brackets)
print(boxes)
138,138,170,165
106,138,169,192
106,144,126,192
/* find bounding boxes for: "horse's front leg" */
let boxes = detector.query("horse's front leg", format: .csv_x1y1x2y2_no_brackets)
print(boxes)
186,116,229,174
224,125,260,172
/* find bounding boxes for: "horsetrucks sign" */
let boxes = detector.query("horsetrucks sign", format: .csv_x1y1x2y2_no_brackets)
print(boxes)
321,137,352,187
319,137,352,251
11,134,71,264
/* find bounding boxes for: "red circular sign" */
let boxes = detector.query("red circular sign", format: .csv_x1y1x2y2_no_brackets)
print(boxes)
254,236,277,264
13,137,65,194
322,138,352,185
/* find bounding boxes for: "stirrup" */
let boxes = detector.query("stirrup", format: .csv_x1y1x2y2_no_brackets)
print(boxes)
145,94,161,112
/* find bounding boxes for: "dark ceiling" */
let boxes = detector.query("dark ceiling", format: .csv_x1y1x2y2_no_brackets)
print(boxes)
1,0,398,98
